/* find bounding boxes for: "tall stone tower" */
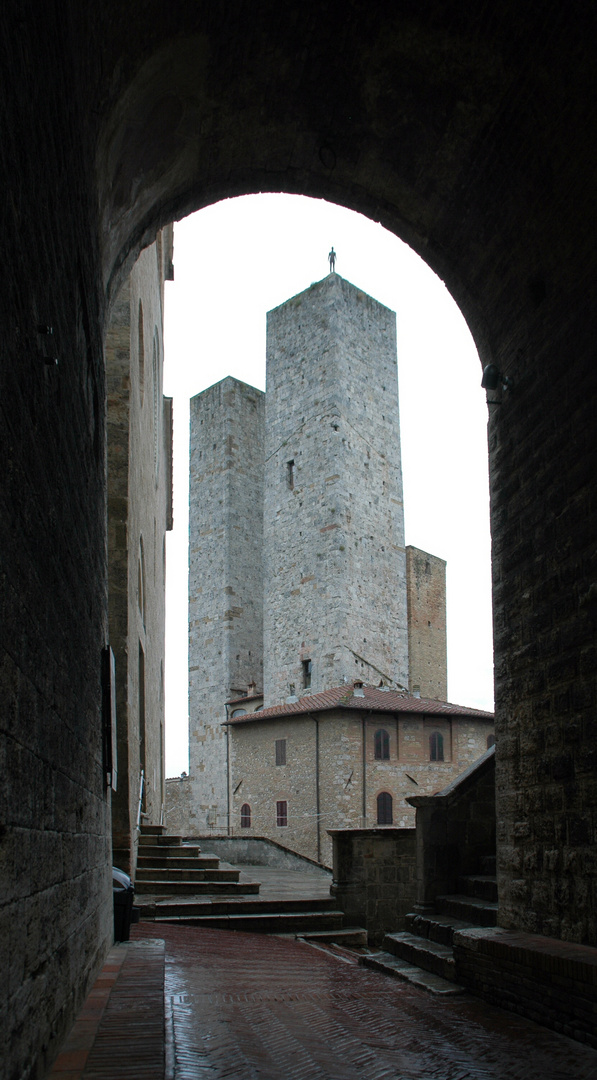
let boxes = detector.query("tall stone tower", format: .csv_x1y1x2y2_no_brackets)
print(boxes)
187,377,264,829
263,273,408,704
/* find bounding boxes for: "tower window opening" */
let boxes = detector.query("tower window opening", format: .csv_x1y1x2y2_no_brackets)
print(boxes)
276,800,288,827
302,659,312,688
430,731,444,761
240,803,251,828
275,738,286,766
287,459,294,489
374,728,390,760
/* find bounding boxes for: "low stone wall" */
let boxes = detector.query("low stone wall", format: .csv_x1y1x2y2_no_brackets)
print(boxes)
329,828,417,943
184,835,331,873
454,926,597,1049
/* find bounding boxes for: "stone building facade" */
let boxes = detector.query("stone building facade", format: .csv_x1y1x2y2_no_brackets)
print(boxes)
105,226,174,876
181,273,450,837
226,684,494,866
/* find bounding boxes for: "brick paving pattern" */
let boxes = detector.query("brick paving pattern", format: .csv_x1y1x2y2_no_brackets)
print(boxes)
133,923,597,1080
48,940,164,1080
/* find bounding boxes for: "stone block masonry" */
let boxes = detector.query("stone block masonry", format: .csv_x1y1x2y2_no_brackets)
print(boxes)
188,377,264,831
263,274,408,704
406,546,447,700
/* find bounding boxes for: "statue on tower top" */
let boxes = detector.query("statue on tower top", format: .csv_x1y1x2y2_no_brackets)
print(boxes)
328,247,336,273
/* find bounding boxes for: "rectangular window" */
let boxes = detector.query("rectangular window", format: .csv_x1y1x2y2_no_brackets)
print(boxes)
276,800,288,827
286,459,294,489
302,659,312,688
275,738,286,766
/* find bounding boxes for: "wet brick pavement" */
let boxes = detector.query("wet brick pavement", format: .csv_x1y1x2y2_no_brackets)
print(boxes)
134,922,597,1080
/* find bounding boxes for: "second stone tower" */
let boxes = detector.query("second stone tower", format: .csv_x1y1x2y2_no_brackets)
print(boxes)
263,273,408,704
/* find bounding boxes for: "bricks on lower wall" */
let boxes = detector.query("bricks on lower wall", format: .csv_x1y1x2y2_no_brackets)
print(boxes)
453,926,597,1048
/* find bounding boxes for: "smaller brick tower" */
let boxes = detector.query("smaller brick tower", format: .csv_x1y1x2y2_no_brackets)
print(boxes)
406,545,447,700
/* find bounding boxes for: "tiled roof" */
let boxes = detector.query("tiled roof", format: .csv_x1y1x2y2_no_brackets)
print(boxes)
223,683,494,724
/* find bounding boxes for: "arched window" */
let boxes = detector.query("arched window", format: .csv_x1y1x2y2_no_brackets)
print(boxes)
231,708,247,717
487,733,496,749
240,803,251,828
377,791,393,825
374,728,390,760
429,731,444,761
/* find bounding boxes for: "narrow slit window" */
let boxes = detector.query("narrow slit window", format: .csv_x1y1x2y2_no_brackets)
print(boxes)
276,800,288,827
374,728,390,760
377,791,393,825
286,459,294,489
429,731,444,761
302,659,312,688
275,738,286,766
240,803,251,828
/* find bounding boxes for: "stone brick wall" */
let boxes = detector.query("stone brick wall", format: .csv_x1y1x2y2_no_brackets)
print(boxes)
406,546,447,699
165,774,194,835
229,709,493,867
329,829,417,943
105,229,173,877
263,275,408,705
188,377,264,832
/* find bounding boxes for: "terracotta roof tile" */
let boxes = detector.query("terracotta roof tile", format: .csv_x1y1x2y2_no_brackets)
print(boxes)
223,683,494,724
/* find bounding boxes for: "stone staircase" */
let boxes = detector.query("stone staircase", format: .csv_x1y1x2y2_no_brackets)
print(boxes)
362,855,497,995
134,824,260,896
134,825,363,941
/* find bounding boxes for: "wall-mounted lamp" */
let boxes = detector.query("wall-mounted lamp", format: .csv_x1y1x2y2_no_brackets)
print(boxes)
481,363,512,402
481,364,512,392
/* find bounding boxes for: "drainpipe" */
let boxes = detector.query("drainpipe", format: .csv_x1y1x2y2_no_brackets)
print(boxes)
361,710,374,827
225,702,231,836
315,716,321,863
362,715,367,826
308,713,321,863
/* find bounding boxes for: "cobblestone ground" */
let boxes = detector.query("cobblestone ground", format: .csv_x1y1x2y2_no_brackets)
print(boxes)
134,923,597,1080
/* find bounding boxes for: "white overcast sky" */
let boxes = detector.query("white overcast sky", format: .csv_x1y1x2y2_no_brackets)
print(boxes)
163,193,494,777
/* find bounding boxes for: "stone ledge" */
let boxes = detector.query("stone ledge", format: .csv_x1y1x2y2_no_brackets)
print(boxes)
453,926,597,1048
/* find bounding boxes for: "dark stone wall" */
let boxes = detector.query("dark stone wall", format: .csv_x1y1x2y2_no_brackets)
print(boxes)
0,7,111,1078
409,748,496,907
1,3,597,1075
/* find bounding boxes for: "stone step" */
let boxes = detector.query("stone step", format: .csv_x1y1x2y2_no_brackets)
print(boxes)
297,927,368,947
457,874,498,902
435,893,498,926
136,844,203,859
137,855,219,871
135,896,338,918
405,912,473,946
133,879,261,895
361,952,465,996
480,854,496,876
135,866,240,883
144,909,346,934
139,824,167,836
138,834,189,847
383,931,457,981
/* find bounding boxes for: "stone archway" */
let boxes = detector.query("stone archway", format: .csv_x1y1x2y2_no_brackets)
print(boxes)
2,6,596,1076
